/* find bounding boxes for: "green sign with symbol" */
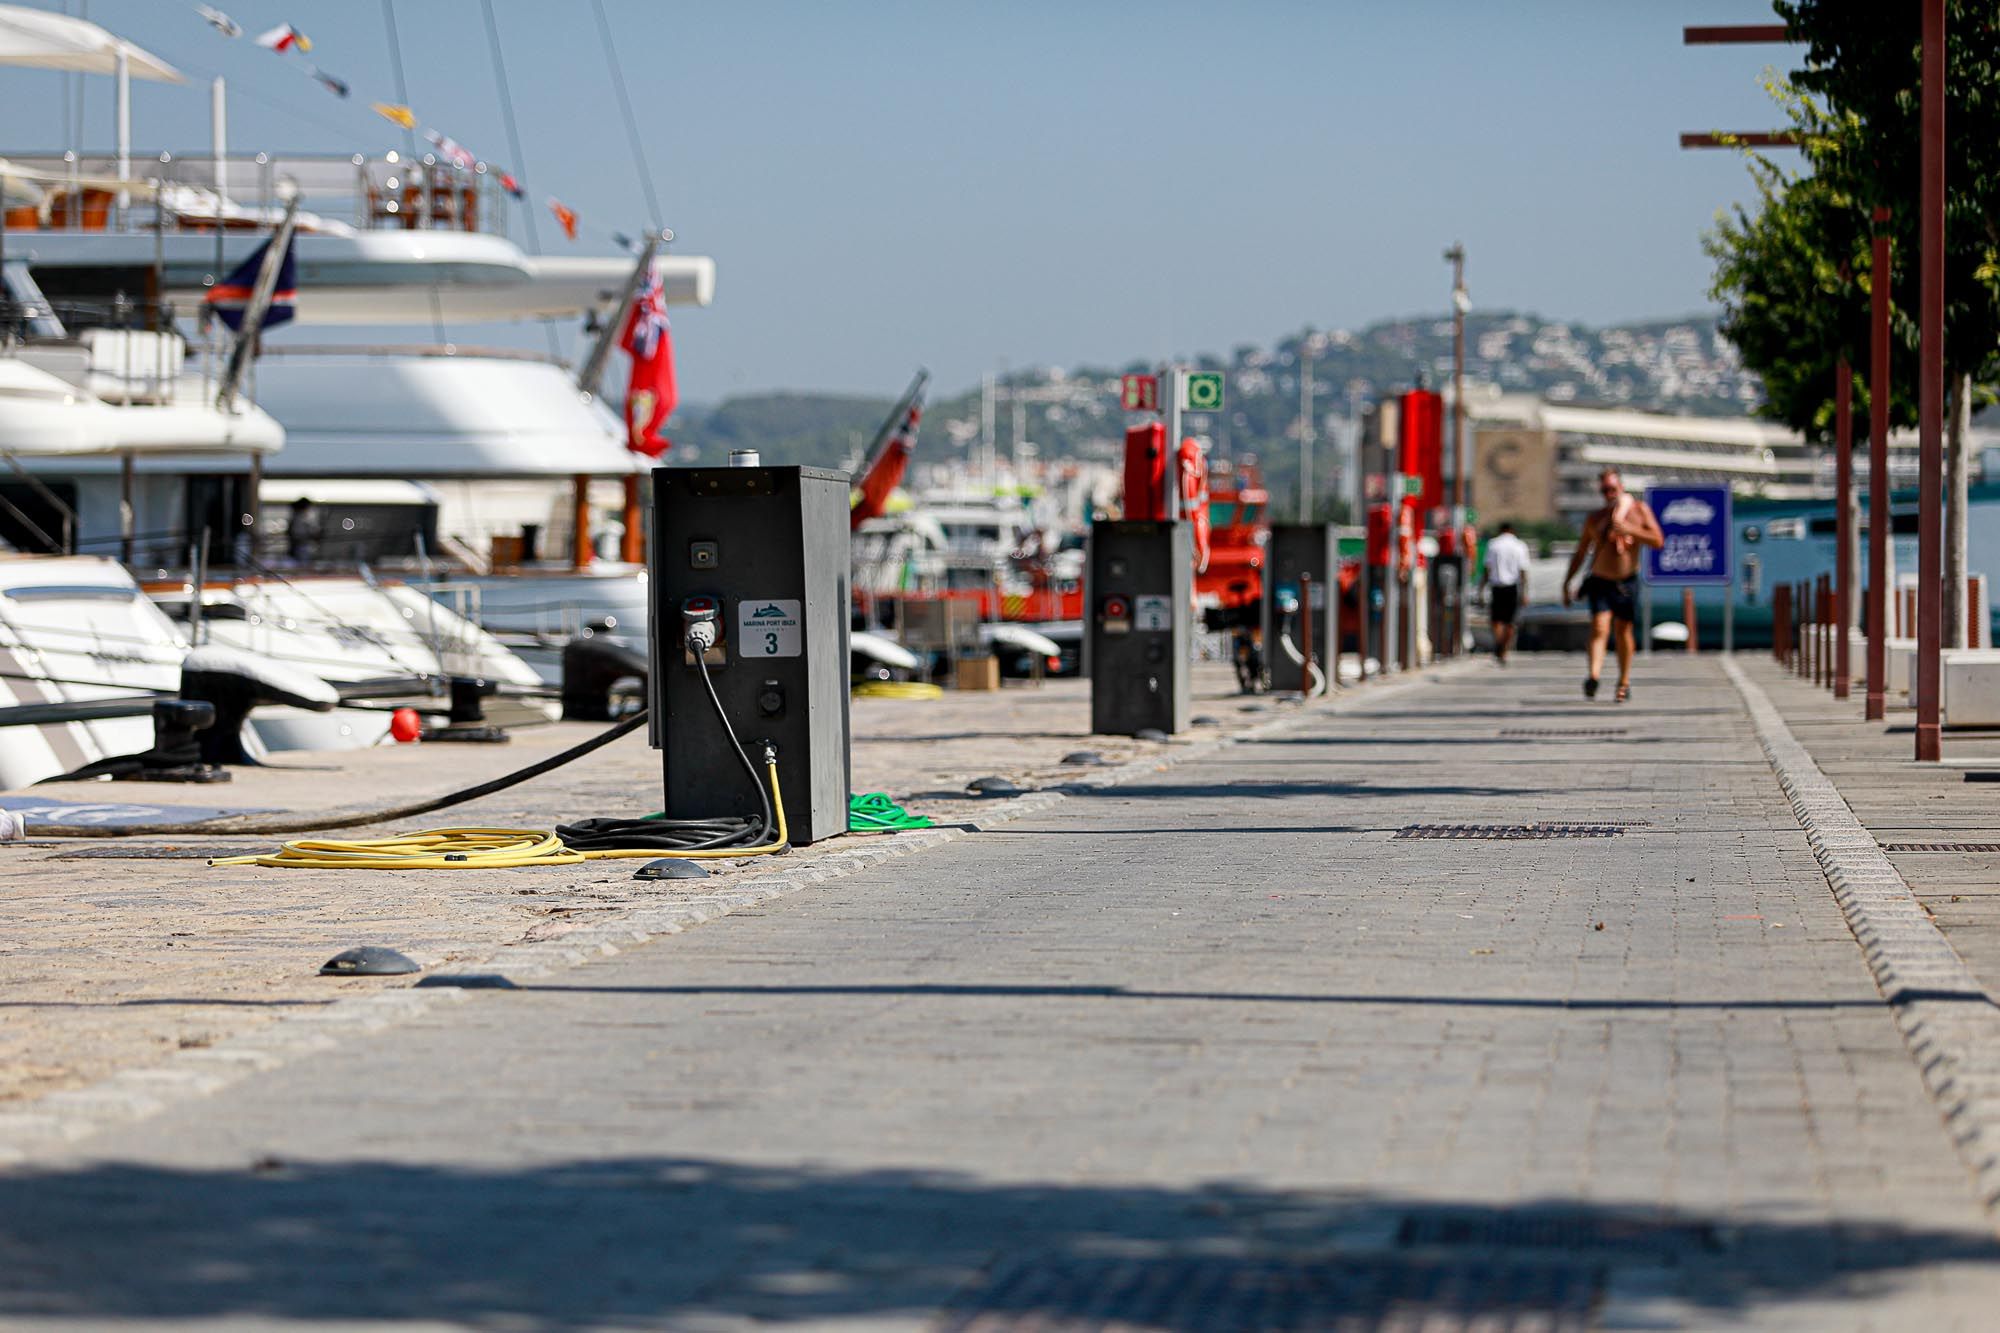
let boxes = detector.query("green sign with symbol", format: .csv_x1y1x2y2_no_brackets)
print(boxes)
1400,475,1424,497
1181,372,1224,412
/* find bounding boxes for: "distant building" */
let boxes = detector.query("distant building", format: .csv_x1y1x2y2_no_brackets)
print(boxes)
1463,394,1998,527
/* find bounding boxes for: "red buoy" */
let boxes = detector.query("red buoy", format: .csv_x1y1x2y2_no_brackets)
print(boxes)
389,708,422,743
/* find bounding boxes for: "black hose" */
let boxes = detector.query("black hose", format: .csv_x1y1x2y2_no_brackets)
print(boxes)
23,711,650,839
555,656,778,853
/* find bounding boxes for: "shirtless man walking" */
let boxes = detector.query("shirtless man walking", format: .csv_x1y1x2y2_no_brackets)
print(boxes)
1562,469,1663,702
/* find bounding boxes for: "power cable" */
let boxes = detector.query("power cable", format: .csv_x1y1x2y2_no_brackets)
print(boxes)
23,710,648,838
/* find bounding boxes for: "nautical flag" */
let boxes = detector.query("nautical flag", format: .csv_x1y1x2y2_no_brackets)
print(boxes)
611,231,640,254
255,23,311,53
371,103,416,130
195,4,241,38
548,197,578,241
498,171,524,200
850,388,925,531
617,270,676,457
206,234,297,334
310,69,350,98
424,130,476,172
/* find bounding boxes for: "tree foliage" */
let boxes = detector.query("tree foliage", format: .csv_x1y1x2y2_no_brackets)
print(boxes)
1709,0,2000,438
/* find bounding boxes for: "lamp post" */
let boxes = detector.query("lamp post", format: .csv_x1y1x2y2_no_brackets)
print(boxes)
1444,244,1468,521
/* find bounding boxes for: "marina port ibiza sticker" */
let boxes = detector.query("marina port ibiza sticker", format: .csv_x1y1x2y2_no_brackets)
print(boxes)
739,599,803,657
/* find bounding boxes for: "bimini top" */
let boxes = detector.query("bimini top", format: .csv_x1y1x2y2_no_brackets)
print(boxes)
0,4,182,80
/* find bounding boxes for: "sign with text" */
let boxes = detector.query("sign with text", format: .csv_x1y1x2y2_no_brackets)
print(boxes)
1120,374,1158,412
1643,485,1732,585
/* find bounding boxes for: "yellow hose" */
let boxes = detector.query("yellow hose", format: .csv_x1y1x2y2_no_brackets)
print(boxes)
212,762,791,870
852,679,943,700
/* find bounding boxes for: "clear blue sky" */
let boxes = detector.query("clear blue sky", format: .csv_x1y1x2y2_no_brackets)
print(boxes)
4,1,1788,399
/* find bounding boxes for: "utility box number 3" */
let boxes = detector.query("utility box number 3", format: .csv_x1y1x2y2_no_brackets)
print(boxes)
738,599,803,657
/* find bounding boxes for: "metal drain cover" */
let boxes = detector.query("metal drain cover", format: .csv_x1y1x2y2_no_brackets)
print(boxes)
1881,842,2000,853
51,843,266,859
936,1252,1601,1331
1395,823,1628,840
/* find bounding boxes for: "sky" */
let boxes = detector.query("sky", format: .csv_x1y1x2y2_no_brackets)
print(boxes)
2,1,1791,399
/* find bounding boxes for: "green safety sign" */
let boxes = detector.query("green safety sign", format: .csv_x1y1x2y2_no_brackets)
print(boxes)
1400,475,1424,497
1181,372,1224,412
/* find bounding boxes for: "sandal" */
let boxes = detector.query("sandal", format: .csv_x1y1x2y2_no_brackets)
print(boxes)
1584,676,1600,699
1615,683,1631,703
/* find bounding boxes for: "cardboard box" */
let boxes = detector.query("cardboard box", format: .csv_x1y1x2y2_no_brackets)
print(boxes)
954,655,1001,692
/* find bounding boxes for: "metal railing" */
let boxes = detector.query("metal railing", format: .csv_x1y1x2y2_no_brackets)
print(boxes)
0,150,508,236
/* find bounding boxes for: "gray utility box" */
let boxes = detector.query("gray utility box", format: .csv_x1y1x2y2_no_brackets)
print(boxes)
1263,523,1337,693
649,465,852,845
1087,520,1192,736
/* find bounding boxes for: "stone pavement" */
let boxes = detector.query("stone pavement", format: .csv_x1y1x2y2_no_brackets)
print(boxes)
0,668,1248,1107
5,655,2000,1329
1735,653,2000,1000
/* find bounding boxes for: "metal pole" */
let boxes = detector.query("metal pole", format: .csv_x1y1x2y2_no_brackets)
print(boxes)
1867,211,1891,720
1446,243,1466,517
1723,575,1735,655
115,46,130,226
575,233,659,399
1834,359,1853,698
1916,0,1945,760
1299,571,1315,700
212,77,228,196
1164,367,1183,521
1298,343,1313,522
119,452,134,565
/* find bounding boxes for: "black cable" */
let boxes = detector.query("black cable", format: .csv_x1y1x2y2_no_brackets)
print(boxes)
555,654,779,854
24,710,649,838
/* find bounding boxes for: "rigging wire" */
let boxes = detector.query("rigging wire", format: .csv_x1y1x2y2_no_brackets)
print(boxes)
589,0,665,229
478,0,563,361
379,0,448,345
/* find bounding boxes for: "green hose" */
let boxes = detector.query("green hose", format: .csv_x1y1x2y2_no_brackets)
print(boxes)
638,792,933,833
849,792,934,831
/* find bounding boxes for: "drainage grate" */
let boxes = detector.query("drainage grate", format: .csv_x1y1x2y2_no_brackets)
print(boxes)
1397,1209,1724,1258
49,843,261,860
1880,842,2000,853
935,1252,1602,1331
1395,823,1628,840
1498,728,1630,739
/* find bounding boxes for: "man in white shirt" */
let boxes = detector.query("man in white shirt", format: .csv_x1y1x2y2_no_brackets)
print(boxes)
1483,521,1532,665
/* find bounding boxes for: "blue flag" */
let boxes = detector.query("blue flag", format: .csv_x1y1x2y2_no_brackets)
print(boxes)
206,234,296,333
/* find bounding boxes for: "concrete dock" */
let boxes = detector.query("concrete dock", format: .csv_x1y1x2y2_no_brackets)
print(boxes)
5,655,2000,1329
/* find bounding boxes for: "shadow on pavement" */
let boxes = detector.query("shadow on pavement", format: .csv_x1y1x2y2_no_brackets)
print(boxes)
5,1159,1992,1327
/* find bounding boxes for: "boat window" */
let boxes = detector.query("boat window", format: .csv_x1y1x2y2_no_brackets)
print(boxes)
1209,501,1238,527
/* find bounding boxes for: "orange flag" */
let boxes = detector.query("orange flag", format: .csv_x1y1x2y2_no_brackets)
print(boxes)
548,197,578,241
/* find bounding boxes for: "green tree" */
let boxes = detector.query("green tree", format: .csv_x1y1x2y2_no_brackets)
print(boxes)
1773,0,2000,643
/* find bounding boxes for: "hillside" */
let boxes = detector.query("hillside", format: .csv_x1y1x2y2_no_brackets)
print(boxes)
668,310,1761,510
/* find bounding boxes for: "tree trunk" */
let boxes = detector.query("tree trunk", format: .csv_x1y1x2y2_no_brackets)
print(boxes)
1945,372,1970,648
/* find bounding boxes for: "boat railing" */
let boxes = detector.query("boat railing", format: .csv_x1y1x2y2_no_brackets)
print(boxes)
251,343,568,366
0,151,508,237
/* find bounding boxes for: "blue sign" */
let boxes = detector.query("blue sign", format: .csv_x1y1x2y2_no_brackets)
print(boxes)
1643,485,1733,586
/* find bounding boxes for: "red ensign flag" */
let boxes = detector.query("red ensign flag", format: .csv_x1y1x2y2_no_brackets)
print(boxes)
618,270,677,457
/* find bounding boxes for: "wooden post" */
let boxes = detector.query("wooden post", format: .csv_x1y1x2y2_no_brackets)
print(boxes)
1834,361,1853,698
571,473,594,570
1683,588,1697,654
1971,573,1986,649
1774,583,1790,664
1915,0,1944,760
1299,572,1316,700
619,473,645,565
1866,210,1892,720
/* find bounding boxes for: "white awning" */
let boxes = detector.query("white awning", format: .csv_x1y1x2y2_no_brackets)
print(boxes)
0,5,183,81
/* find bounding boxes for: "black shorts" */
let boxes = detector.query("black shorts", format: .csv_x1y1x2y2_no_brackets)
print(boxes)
1582,574,1637,624
1490,585,1520,625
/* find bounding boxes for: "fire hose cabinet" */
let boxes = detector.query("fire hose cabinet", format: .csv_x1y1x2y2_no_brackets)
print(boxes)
1086,519,1192,736
1263,522,1336,693
649,465,852,844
